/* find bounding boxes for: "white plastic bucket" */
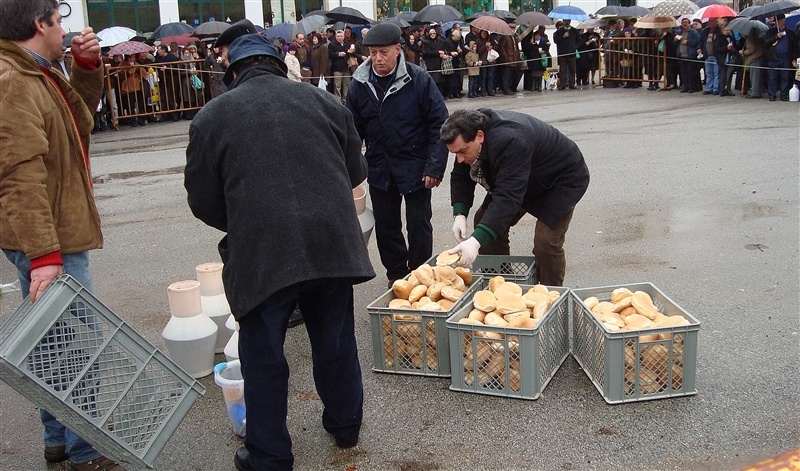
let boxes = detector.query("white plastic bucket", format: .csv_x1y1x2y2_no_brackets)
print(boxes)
353,183,367,215
214,360,246,437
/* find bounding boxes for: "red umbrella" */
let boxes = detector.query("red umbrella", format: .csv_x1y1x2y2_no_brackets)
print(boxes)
107,41,155,57
161,34,201,47
470,15,516,35
696,4,737,18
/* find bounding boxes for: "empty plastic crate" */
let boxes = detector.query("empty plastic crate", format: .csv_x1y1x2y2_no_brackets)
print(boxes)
0,275,205,468
446,283,570,400
422,254,536,284
367,276,483,377
570,283,700,404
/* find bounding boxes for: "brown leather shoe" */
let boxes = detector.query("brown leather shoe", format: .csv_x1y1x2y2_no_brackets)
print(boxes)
70,456,125,471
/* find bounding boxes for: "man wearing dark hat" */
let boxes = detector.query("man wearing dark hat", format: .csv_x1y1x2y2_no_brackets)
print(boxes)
763,14,796,101
213,18,258,66
345,22,449,286
185,33,375,471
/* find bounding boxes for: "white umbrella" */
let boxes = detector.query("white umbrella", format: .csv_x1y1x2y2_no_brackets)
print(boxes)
96,26,138,47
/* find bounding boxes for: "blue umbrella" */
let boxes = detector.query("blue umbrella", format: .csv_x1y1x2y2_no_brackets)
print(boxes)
787,12,800,30
265,23,294,41
441,20,466,32
547,5,590,20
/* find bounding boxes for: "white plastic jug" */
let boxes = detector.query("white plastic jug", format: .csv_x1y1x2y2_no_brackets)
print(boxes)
790,84,800,102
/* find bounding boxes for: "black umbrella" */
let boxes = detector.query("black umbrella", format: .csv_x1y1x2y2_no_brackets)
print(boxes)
744,0,800,21
63,32,79,48
414,4,463,24
466,10,517,22
304,9,329,18
326,6,373,25
623,5,651,17
193,21,231,37
726,16,770,37
152,22,193,40
595,5,627,15
395,11,418,22
694,0,725,8
384,17,412,28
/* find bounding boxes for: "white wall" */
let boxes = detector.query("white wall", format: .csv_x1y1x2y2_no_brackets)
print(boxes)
270,0,298,24
244,0,266,27
62,0,88,33
159,0,181,24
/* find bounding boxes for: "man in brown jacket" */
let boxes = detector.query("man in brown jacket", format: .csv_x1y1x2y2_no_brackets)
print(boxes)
0,1,121,470
497,33,521,95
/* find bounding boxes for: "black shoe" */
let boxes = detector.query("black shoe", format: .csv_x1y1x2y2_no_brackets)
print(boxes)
781,97,789,102
456,93,465,98
335,438,358,449
688,89,697,93
702,91,714,95
680,88,689,93
45,445,68,463
234,447,254,471
568,85,576,90
288,307,304,328
137,118,147,126
171,114,180,122
769,97,776,101
131,120,138,127
745,95,761,99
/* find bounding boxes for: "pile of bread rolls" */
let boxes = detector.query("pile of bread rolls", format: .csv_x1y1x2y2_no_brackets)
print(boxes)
581,288,691,394
379,252,473,370
458,276,563,333
455,277,563,392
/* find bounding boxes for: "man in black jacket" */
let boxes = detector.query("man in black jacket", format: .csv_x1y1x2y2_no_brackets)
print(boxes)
346,22,449,285
763,14,796,101
553,19,580,89
441,109,589,286
185,34,375,471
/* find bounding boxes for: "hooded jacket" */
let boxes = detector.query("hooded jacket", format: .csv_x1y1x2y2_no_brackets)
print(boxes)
345,56,449,195
0,39,104,260
185,64,375,319
450,109,590,238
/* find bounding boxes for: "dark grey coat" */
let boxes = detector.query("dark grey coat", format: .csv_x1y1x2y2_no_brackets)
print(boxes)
450,108,590,231
185,64,375,319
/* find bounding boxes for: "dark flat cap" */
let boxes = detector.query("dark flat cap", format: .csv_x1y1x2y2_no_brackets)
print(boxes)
362,23,401,47
214,19,258,48
223,34,287,86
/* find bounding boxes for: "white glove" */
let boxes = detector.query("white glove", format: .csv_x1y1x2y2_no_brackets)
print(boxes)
450,237,480,268
452,215,468,242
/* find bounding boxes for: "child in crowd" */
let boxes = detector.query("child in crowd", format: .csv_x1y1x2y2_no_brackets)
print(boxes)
465,41,481,98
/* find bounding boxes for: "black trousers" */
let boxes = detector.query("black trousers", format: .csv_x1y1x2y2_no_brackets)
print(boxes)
369,182,433,281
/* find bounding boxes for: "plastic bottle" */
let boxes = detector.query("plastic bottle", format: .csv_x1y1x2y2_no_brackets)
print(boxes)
790,84,799,102
161,280,218,377
195,262,233,353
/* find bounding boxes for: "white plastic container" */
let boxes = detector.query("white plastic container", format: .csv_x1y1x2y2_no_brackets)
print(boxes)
358,207,375,245
790,84,799,102
214,360,246,437
353,183,367,215
161,280,218,378
224,319,240,361
195,262,233,353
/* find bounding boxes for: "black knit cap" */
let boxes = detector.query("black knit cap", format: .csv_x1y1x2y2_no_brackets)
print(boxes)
214,19,258,48
362,23,402,47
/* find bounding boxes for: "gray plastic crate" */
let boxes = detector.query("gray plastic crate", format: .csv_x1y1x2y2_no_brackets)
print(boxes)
570,283,700,404
367,275,483,377
0,275,205,468
423,254,536,284
446,283,570,400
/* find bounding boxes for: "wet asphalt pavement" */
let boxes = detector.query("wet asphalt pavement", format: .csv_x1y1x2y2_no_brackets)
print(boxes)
1,85,798,471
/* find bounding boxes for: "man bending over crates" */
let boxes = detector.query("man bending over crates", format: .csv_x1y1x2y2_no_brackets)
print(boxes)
0,1,125,470
440,109,590,286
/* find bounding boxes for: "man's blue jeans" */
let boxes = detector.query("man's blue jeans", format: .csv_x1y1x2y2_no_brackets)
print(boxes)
2,250,101,464
704,56,719,93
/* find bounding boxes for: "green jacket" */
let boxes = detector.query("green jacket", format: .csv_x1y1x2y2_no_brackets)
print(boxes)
0,39,104,260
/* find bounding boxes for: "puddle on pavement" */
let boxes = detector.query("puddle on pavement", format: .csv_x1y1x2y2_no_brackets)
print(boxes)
93,165,184,184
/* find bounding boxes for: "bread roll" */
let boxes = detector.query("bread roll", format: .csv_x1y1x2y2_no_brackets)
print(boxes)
408,273,420,287
621,313,653,331
408,284,428,303
612,296,633,313
640,344,669,373
420,302,443,311
459,317,483,325
435,249,460,267
520,318,539,329
639,367,666,394
523,291,548,308
631,291,658,320
592,301,616,314
383,335,395,367
484,311,510,327
455,267,472,285
468,308,487,322
473,290,497,312
393,313,420,321
610,287,633,304
451,275,466,291
670,363,683,389
413,264,435,286
532,300,551,320
583,296,599,310
503,310,530,323
437,299,455,310
494,282,522,297
474,330,504,340
391,279,413,300
548,290,561,302
433,265,457,284
619,306,637,317
441,286,464,302
530,284,549,294
657,315,691,339
389,298,412,309
488,276,506,292
496,293,526,315
427,282,447,301
508,316,531,328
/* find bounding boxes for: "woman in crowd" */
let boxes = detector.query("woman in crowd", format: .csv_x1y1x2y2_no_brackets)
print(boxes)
284,44,303,82
310,32,329,88
443,28,464,99
477,29,497,96
405,32,421,65
522,30,546,92
421,26,447,97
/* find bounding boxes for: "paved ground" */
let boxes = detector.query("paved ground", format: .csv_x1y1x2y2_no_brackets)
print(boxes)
1,85,798,471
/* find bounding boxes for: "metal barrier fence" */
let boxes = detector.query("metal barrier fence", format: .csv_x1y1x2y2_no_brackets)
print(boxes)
104,60,211,129
600,36,668,86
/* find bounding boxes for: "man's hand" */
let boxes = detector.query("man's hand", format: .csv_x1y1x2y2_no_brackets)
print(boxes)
449,237,480,268
422,175,440,189
29,265,63,302
71,27,101,62
452,215,468,242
